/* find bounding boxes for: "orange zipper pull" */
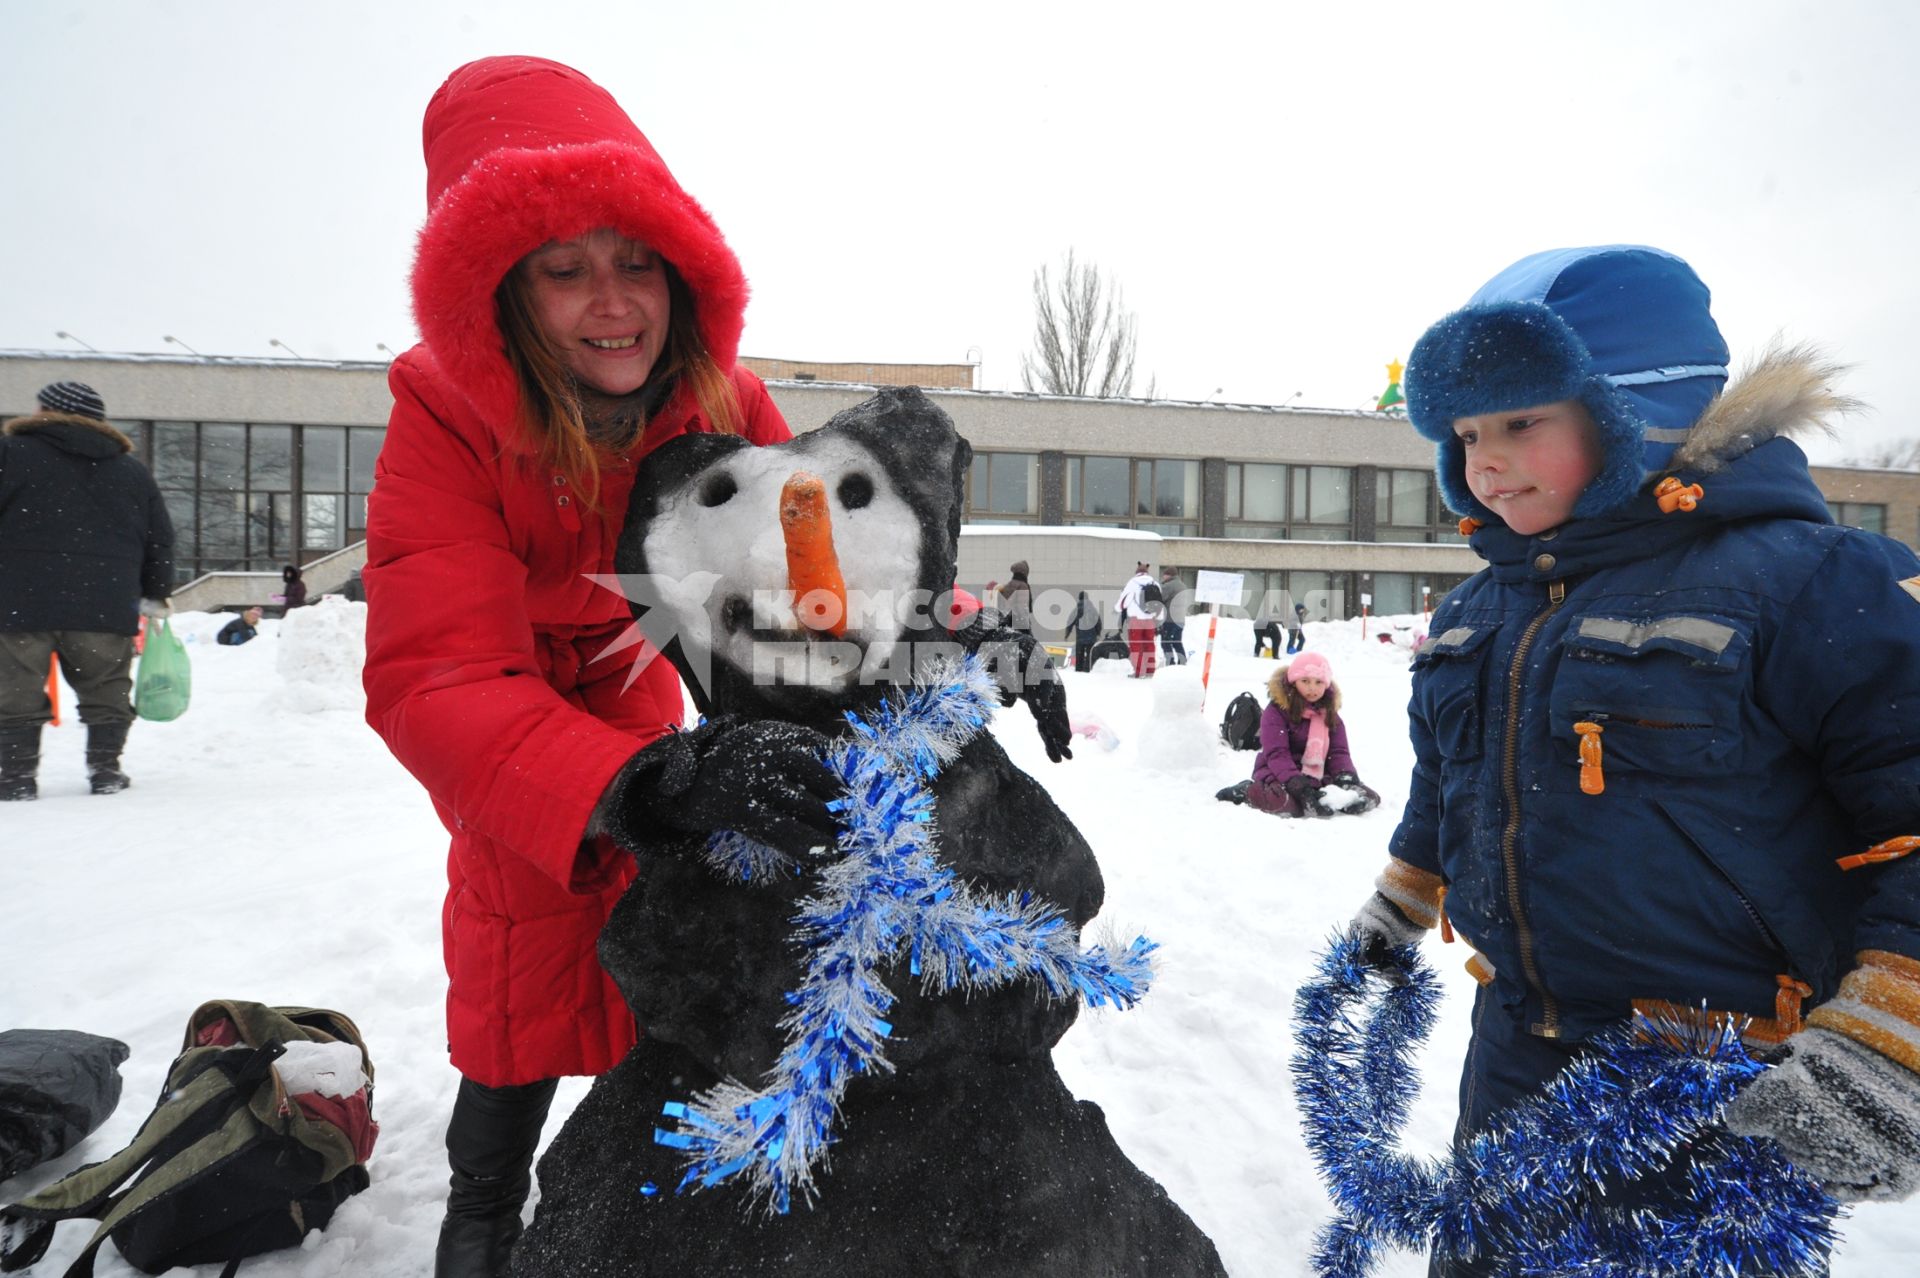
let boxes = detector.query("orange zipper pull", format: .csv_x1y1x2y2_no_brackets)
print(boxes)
1437,885,1455,944
1837,834,1920,871
1574,721,1605,795
1654,476,1704,513
1458,516,1484,536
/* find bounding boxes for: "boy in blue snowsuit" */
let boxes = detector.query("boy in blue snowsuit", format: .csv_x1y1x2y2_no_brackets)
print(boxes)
1350,246,1920,1274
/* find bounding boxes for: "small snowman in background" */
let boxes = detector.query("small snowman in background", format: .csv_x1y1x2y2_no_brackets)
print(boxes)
1134,666,1219,775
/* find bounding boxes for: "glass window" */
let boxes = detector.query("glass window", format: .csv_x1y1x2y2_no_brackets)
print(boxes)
201,490,247,558
121,420,147,458
349,427,383,494
1242,463,1287,522
164,491,197,558
1370,573,1415,615
1828,501,1886,535
1142,459,1199,519
1071,456,1131,517
201,424,246,493
1294,465,1351,529
247,492,294,560
1377,469,1430,528
987,453,1036,513
304,494,343,550
151,422,197,488
249,425,293,492
1291,570,1335,621
302,426,346,492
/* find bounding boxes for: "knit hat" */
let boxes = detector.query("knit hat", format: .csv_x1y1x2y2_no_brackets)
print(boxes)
1286,651,1332,685
37,381,106,421
1405,246,1729,522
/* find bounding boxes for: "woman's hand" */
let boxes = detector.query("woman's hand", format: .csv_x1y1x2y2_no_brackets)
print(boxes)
595,718,842,858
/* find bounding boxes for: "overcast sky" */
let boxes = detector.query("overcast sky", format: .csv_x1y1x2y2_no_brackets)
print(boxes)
5,0,1915,463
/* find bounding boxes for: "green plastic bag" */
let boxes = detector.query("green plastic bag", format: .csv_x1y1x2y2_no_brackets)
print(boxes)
134,617,192,721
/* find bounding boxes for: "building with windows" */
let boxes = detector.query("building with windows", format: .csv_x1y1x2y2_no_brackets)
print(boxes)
7,349,1918,626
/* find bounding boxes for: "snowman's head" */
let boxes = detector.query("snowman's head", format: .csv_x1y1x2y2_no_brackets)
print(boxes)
615,387,972,723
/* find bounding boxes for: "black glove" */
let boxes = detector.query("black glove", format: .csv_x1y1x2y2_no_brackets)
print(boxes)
1282,773,1323,800
953,617,1073,763
1724,1027,1920,1202
595,717,841,859
1350,892,1428,978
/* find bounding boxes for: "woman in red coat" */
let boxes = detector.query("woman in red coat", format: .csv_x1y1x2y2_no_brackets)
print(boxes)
362,57,838,1277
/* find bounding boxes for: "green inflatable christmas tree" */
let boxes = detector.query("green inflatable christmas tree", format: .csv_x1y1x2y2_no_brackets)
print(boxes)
1376,358,1406,412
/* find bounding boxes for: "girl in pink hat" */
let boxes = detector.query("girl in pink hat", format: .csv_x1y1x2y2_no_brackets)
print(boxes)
1218,651,1381,818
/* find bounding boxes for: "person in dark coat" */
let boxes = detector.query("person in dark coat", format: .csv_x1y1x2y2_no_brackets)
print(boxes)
1349,246,1920,1274
0,382,173,800
1157,566,1188,664
996,561,1034,634
280,564,308,609
217,607,264,646
1216,651,1379,816
1067,590,1103,672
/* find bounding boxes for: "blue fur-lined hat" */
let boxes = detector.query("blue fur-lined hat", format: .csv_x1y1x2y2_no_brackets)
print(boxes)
1405,246,1730,521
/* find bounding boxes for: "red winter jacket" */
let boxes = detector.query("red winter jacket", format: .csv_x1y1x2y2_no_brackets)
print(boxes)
363,56,789,1087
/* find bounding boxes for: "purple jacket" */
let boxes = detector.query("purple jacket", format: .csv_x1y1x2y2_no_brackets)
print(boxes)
1252,702,1355,786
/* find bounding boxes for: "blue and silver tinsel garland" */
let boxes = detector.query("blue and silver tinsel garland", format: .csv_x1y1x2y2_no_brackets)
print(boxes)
1290,935,1843,1278
654,655,1158,1214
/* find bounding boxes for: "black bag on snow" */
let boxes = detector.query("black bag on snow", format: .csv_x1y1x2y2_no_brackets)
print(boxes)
0,1002,374,1278
1220,692,1262,751
0,1030,129,1182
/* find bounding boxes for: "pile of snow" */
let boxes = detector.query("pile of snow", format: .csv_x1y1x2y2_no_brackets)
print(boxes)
272,598,368,714
6,616,1915,1276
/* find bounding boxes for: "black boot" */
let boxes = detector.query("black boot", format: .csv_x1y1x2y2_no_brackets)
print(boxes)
86,721,131,795
1214,779,1250,805
435,1077,558,1278
0,727,39,802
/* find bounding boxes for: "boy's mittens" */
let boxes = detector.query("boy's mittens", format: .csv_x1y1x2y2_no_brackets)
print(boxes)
595,717,841,859
1352,892,1429,974
1723,1027,1920,1202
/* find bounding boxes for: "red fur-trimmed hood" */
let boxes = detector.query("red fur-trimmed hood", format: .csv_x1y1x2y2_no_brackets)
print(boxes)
409,56,749,431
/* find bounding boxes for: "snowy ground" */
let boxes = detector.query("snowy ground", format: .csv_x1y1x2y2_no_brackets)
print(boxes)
5,603,1917,1275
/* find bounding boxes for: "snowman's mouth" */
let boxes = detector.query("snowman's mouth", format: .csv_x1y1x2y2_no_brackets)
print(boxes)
720,594,865,648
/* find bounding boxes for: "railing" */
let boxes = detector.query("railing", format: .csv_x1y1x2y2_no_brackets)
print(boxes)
169,541,367,613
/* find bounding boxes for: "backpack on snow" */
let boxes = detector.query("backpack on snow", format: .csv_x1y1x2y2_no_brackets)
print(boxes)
1,1001,375,1278
1220,692,1262,751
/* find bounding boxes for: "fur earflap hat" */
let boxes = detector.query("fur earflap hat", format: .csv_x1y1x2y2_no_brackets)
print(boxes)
1286,651,1332,685
1405,246,1730,522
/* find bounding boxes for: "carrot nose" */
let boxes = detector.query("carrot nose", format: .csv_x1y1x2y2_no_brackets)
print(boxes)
780,471,848,637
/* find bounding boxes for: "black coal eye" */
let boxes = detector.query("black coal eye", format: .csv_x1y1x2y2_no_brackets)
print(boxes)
837,473,874,510
698,473,737,508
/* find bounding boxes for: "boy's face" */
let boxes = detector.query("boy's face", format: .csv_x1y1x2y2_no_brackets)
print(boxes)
1452,399,1603,536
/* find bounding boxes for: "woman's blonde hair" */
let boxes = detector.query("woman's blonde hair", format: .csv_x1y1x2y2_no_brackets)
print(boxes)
1266,665,1342,728
495,257,741,513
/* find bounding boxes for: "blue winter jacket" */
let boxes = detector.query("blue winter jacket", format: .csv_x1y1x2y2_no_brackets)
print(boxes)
1392,426,1920,1044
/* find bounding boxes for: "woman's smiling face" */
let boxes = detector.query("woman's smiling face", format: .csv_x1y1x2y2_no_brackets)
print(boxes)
516,227,673,396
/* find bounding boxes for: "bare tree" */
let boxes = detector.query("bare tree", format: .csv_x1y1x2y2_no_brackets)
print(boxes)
1020,251,1141,398
1843,436,1920,471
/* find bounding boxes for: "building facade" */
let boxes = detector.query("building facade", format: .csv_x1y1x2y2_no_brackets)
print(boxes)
6,351,1917,625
